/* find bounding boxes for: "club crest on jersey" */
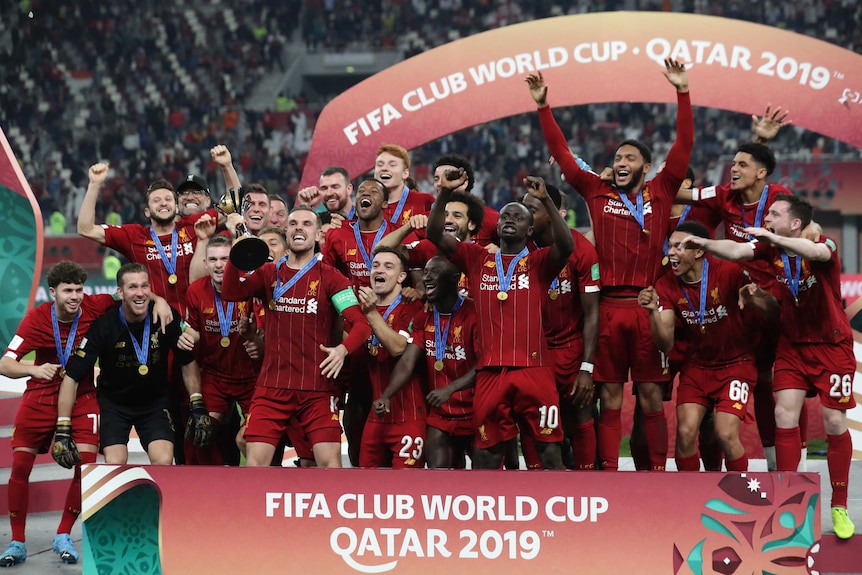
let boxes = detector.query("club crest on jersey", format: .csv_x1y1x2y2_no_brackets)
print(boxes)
401,209,412,225
452,325,463,344
710,286,721,305
179,229,190,242
308,280,320,296
517,257,529,272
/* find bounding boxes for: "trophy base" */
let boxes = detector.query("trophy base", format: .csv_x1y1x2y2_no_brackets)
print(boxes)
230,236,270,271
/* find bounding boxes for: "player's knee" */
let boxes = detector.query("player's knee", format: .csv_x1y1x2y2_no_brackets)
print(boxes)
773,403,799,428
822,409,847,436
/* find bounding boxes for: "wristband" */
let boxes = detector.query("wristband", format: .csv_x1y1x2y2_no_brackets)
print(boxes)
57,417,71,423
579,362,594,375
189,393,203,401
691,187,700,201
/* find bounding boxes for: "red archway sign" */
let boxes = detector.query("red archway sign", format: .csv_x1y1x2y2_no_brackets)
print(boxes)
302,11,862,187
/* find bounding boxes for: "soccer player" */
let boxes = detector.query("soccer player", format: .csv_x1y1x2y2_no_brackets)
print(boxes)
432,153,499,247
182,235,260,465
378,255,478,468
374,144,435,227
522,184,600,470
360,247,425,468
0,262,169,566
268,194,289,230
685,194,856,539
428,170,573,470
298,166,356,221
220,205,371,468
528,59,693,471
53,264,212,467
639,221,779,473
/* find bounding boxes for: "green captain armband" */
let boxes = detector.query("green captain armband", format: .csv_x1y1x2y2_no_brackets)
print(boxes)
332,288,360,314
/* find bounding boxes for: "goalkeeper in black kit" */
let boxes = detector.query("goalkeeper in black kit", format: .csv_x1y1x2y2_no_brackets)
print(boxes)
53,263,212,466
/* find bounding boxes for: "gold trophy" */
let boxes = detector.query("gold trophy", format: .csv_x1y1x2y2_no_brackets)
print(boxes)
216,188,270,271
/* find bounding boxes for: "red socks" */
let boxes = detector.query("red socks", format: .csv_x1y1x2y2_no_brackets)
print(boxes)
597,408,621,471
775,427,802,471
57,451,97,535
675,453,700,471
571,421,597,470
643,410,668,471
725,453,749,472
827,431,852,508
8,451,36,542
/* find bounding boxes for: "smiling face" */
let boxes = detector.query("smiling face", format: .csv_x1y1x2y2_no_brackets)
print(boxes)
374,152,409,193
729,151,767,192
144,188,178,225
260,231,288,261
370,251,406,298
178,187,211,216
496,202,533,243
286,209,320,255
355,180,387,222
422,255,460,304
118,271,151,321
613,144,649,192
763,200,798,237
50,282,85,321
243,192,270,234
319,173,352,213
205,244,230,286
443,200,475,242
667,230,704,278
268,199,288,230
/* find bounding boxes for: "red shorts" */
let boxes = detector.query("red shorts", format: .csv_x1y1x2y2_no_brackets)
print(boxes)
202,372,256,417
677,358,756,419
11,393,100,451
547,344,583,393
594,298,670,384
473,366,563,448
773,340,857,411
359,419,426,469
286,417,314,460
427,413,473,437
244,387,342,447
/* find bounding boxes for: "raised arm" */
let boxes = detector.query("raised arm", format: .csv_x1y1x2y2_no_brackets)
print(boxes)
427,168,466,259
211,145,241,194
524,176,573,269
221,260,266,302
744,227,832,262
683,236,755,262
77,163,109,243
660,59,693,182
752,103,791,144
188,214,217,283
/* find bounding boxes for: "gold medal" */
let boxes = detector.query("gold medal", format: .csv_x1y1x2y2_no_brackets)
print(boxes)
434,360,445,372
699,325,706,334
269,300,277,310
138,365,149,375
662,255,669,266
369,345,379,356
220,336,231,348
497,291,508,301
548,289,559,301
168,274,178,285
794,297,799,307
642,228,650,235
59,368,66,378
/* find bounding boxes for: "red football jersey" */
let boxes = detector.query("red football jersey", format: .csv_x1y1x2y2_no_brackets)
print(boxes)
221,258,371,391
322,222,396,290
366,299,426,424
410,301,479,421
538,91,693,289
536,230,601,349
383,188,435,227
753,236,851,344
184,277,260,381
451,242,558,368
474,206,500,248
103,221,200,313
655,257,756,365
3,294,117,404
405,239,470,296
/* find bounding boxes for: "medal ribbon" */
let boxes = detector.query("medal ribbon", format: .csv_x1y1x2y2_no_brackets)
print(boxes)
495,247,529,295
213,287,235,339
148,227,179,278
388,185,411,224
433,296,464,363
272,254,321,306
663,205,692,257
678,258,709,332
353,221,388,270
616,188,645,230
780,250,802,302
119,307,151,370
51,304,80,371
371,294,403,348
741,185,769,240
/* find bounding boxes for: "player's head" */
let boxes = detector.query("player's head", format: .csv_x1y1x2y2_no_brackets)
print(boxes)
668,221,709,278
268,194,288,230
613,139,652,192
520,183,563,238
205,235,232,285
422,255,461,305
287,205,321,256
444,192,484,242
731,143,776,191
765,193,812,237
370,246,408,297
374,144,410,192
433,154,474,197
355,178,388,222
176,174,212,216
319,167,353,214
116,263,151,319
497,202,533,244
259,226,288,262
47,261,87,317
144,179,178,225
242,183,270,235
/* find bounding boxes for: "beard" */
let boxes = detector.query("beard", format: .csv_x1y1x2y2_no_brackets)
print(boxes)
150,210,176,225
615,165,645,192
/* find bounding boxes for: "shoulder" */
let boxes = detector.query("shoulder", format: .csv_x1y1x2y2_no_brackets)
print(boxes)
83,293,119,315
